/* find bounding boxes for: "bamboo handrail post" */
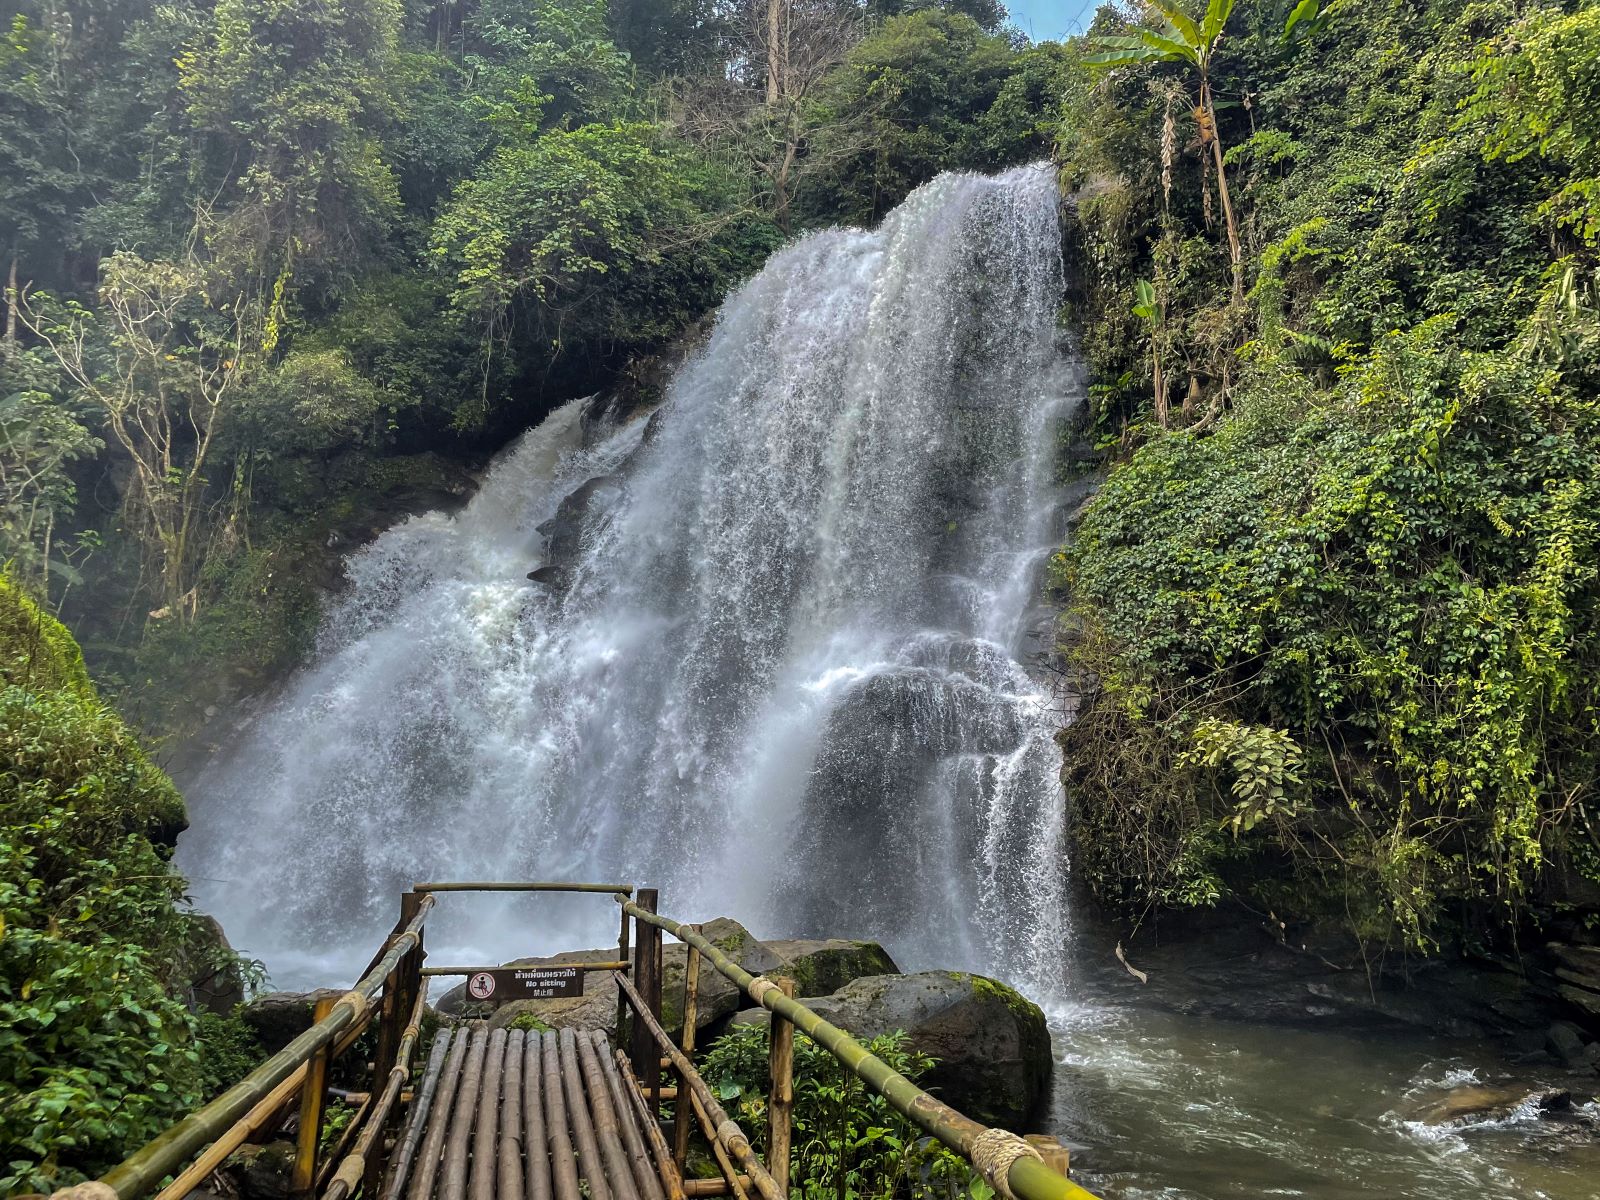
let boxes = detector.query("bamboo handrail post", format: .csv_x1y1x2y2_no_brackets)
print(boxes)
292,997,336,1197
672,928,702,1174
369,890,424,1196
765,977,795,1197
632,888,662,1109
99,896,434,1200
617,899,632,1045
618,900,1102,1200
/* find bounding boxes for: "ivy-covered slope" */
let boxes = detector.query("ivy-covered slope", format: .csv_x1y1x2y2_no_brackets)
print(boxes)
1055,0,1600,952
0,574,236,1193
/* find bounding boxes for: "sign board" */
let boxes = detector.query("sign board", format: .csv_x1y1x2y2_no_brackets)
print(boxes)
465,966,584,1005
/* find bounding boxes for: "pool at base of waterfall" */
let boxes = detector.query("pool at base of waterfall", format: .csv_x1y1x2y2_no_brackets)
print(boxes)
1049,1002,1600,1199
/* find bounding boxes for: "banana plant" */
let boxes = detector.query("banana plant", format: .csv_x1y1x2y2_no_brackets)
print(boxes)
1087,0,1246,303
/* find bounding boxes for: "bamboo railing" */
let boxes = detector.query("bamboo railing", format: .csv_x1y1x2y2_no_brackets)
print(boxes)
614,895,1100,1200
65,881,1097,1200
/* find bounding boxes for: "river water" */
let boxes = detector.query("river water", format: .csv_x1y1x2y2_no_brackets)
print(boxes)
1050,1001,1600,1199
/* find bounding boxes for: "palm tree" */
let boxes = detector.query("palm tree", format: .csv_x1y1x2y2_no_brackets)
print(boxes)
1087,0,1245,302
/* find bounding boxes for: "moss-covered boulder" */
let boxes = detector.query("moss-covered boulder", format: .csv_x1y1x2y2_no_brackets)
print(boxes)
658,918,899,1040
732,971,1051,1129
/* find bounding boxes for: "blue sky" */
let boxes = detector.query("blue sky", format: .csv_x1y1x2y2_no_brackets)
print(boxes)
1004,0,1102,41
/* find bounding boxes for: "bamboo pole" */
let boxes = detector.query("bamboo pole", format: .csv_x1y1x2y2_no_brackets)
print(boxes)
405,1030,471,1200
575,1029,643,1200
314,1092,371,1193
439,1028,489,1200
522,1030,553,1200
672,930,701,1175
687,1092,750,1200
99,897,436,1200
538,1032,584,1200
617,899,1100,1200
292,997,337,1196
469,1028,506,1200
588,1033,661,1199
422,961,628,976
631,890,661,1108
384,1028,454,1200
610,1045,683,1200
613,973,782,1200
149,1016,372,1200
558,1028,613,1200
764,978,794,1197
414,881,633,894
499,1031,526,1200
617,902,632,1044
681,1178,749,1198
325,985,429,1200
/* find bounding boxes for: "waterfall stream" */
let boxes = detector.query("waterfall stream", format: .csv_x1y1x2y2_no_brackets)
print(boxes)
179,164,1082,993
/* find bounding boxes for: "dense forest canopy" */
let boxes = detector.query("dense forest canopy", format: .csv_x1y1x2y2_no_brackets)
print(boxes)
0,0,1061,724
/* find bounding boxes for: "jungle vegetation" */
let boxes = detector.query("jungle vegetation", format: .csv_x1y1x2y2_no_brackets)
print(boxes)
1056,0,1600,956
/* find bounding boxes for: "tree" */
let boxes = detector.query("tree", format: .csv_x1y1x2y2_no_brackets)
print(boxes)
179,0,405,306
1087,0,1247,302
23,254,251,621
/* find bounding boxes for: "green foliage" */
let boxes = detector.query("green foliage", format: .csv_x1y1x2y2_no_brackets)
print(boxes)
800,11,1067,225
0,571,250,1191
1058,0,1600,950
698,1026,986,1199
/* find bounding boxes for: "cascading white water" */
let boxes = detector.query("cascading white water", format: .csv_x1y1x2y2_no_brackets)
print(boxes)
179,164,1082,994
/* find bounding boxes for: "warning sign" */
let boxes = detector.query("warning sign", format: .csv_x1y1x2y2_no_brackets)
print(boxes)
463,966,584,1006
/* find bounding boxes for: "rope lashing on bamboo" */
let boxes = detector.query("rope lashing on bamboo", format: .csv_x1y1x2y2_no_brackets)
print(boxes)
970,1129,1045,1200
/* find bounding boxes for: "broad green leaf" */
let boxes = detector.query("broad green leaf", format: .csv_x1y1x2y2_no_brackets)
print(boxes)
1150,0,1202,46
1203,0,1237,43
1085,43,1169,67
1139,29,1198,61
1282,0,1320,39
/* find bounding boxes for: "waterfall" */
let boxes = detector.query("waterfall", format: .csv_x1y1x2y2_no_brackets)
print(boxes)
179,164,1083,995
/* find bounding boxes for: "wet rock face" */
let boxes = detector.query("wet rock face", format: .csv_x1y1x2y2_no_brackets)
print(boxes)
730,971,1053,1130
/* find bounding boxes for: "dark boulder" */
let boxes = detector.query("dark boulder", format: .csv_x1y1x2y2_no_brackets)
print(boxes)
240,989,346,1054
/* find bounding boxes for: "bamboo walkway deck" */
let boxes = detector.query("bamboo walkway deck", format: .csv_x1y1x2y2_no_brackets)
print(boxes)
394,1026,676,1200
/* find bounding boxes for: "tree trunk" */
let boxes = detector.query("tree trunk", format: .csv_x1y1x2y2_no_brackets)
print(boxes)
4,253,17,357
1153,344,1167,429
1201,78,1245,303
766,0,783,104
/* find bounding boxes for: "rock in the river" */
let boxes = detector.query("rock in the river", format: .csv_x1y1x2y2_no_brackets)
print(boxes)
1411,1084,1571,1128
240,989,346,1053
732,971,1051,1129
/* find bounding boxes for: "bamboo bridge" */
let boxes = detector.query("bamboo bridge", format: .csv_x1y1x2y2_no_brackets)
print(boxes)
48,884,1100,1200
